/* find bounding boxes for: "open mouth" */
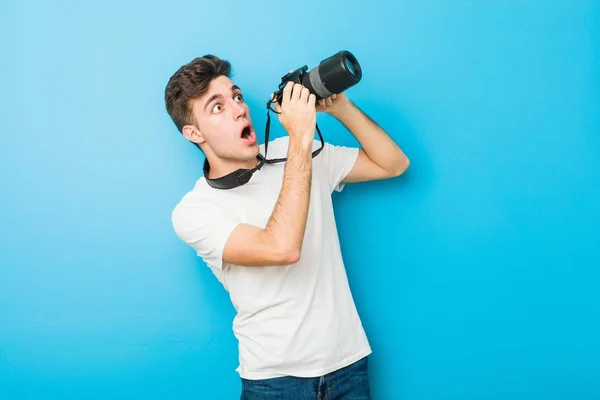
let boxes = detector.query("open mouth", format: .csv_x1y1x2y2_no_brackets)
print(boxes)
241,126,251,139
240,123,256,144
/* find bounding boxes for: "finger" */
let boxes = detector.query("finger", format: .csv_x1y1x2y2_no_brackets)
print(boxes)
293,83,304,100
282,81,294,104
325,97,333,107
331,94,337,100
300,87,310,103
308,93,316,107
318,99,326,108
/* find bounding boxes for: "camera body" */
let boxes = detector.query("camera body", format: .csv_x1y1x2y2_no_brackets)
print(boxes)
278,65,308,100
272,50,362,107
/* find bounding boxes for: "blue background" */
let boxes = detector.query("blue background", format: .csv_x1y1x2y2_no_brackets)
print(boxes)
1,0,599,399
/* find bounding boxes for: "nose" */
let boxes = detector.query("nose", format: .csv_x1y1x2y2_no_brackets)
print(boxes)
232,100,246,120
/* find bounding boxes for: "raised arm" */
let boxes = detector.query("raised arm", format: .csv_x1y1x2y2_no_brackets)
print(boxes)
318,93,409,183
222,82,317,266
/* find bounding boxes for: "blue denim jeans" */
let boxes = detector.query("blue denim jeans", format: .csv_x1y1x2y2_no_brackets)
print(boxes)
240,356,371,400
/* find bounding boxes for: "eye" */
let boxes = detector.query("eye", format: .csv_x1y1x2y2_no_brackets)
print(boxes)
234,93,244,102
211,104,223,113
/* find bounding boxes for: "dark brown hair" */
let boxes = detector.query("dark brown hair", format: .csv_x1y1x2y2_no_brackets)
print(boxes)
164,54,232,135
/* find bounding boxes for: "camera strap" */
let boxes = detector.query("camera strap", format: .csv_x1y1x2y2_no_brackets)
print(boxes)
263,97,324,163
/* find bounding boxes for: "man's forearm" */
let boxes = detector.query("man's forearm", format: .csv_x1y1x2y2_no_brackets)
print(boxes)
330,100,408,174
262,137,313,260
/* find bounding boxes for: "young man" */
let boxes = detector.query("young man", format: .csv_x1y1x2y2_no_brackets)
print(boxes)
164,54,409,400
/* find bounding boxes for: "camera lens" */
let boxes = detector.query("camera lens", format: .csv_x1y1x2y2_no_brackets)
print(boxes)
344,56,357,76
302,50,362,100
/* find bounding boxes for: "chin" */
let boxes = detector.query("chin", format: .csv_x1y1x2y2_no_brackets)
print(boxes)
244,143,260,157
231,146,258,164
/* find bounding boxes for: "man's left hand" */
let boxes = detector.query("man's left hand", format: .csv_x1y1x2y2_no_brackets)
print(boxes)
316,92,351,115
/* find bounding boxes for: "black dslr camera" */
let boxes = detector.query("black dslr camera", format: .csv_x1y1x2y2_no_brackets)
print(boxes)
270,50,362,109
263,50,363,164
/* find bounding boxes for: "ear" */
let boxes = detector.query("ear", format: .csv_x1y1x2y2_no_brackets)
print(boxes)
182,124,206,145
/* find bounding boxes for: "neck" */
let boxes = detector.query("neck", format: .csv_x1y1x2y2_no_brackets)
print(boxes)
205,156,259,179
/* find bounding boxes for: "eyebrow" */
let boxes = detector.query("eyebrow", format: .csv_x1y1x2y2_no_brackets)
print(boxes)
203,85,241,112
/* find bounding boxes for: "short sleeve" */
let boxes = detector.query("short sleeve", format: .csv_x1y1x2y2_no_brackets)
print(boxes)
171,198,240,271
316,141,360,192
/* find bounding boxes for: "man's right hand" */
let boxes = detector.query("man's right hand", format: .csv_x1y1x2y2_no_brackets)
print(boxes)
273,81,316,146
218,84,317,268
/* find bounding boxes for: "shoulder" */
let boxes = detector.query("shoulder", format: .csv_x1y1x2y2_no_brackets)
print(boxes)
170,182,244,270
171,178,214,214
171,183,237,238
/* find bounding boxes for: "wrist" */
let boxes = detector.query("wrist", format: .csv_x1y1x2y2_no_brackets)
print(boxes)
289,134,314,151
328,98,353,118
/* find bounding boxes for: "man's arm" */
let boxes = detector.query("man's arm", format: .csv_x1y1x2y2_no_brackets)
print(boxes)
222,137,313,266
222,82,317,267
321,94,410,183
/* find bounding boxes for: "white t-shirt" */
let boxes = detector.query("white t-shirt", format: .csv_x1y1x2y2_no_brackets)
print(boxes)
171,137,372,380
